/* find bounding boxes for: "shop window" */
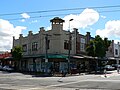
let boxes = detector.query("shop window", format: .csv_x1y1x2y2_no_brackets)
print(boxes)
47,40,50,49
80,43,85,52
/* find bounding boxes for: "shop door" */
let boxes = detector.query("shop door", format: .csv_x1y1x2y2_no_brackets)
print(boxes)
54,62,59,72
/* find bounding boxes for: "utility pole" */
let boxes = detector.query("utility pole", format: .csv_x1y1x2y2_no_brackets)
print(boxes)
44,34,48,74
44,34,51,74
68,31,72,74
68,19,73,74
45,34,48,63
116,58,119,74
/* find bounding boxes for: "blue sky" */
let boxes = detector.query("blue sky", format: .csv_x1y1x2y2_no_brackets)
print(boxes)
0,0,120,51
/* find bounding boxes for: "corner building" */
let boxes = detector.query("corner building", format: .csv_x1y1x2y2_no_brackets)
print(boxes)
13,17,92,73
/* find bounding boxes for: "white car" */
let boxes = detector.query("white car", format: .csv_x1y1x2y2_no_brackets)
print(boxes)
3,66,14,71
104,65,115,70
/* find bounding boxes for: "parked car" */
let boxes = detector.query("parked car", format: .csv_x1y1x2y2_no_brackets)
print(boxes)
112,64,117,69
112,64,120,69
104,65,115,71
70,68,78,74
2,65,14,72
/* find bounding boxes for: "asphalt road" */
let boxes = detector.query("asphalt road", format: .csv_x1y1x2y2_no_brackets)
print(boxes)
0,70,120,90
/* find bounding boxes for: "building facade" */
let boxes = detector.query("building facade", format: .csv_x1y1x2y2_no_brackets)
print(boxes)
105,40,120,67
13,17,93,73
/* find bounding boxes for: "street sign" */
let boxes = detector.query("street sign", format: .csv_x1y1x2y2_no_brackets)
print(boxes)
45,58,48,62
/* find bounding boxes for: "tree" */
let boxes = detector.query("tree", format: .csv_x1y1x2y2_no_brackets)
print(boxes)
103,38,111,51
86,35,111,58
86,35,111,69
11,46,23,71
86,35,111,71
86,40,95,57
94,35,105,58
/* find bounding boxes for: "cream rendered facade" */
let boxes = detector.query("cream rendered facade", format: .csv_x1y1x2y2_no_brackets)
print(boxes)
13,17,90,73
106,40,120,66
13,17,79,72
13,17,77,56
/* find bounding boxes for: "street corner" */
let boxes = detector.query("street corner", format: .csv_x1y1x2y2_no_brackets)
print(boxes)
101,70,120,78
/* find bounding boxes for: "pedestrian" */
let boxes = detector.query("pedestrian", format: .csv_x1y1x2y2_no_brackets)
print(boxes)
104,68,107,78
61,70,66,77
117,67,119,74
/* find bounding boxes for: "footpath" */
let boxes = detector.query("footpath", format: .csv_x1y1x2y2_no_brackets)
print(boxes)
101,70,120,78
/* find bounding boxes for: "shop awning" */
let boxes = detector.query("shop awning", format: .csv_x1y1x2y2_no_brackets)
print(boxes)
23,55,43,58
72,56,84,59
72,55,94,59
23,54,68,59
47,54,68,59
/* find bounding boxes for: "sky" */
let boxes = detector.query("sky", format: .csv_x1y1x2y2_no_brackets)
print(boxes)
0,0,120,51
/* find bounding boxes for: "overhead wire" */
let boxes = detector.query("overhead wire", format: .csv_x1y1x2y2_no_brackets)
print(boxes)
7,9,120,21
1,4,120,21
1,4,120,16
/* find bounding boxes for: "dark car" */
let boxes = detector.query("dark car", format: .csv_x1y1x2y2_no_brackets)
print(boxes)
70,68,78,74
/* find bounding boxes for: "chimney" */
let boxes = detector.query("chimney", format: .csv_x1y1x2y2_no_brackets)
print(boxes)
28,31,33,36
39,27,45,33
86,32,91,45
20,34,23,37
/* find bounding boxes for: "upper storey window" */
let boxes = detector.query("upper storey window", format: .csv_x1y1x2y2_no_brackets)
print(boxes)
32,42,38,51
80,38,85,52
115,49,118,56
64,40,71,50
22,44,27,52
47,40,50,49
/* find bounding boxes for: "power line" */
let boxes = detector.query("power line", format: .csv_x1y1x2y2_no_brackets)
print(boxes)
7,9,120,21
1,5,120,16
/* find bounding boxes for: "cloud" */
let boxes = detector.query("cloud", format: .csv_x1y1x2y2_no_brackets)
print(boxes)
114,39,120,44
46,26,51,30
101,15,106,19
29,20,38,24
0,19,27,51
96,20,120,38
63,8,99,31
20,19,25,22
21,13,30,19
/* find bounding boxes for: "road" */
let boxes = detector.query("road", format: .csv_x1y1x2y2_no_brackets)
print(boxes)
0,70,120,90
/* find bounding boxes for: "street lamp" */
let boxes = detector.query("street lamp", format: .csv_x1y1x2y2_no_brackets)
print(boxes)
68,19,73,74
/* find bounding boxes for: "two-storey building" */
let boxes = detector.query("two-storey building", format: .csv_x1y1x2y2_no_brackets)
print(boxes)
106,40,120,65
13,17,93,73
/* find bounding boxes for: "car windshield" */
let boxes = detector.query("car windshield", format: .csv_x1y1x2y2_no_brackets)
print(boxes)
105,65,111,68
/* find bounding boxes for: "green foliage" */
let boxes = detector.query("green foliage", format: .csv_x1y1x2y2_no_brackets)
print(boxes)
86,40,95,57
103,38,111,51
94,35,105,57
86,35,111,58
11,46,23,61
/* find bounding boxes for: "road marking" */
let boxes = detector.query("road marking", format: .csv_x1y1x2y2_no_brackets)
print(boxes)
23,79,120,90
